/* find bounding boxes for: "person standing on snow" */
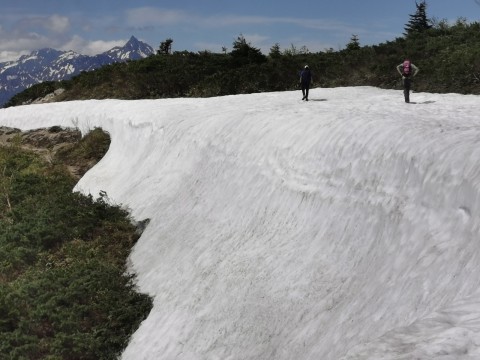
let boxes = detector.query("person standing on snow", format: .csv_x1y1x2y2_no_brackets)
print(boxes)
396,59,419,103
300,65,313,101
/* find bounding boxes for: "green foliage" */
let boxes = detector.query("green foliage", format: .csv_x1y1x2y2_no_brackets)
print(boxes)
0,129,152,359
158,38,173,55
5,21,480,107
230,34,267,66
4,81,68,108
346,35,361,51
55,127,111,176
269,43,282,59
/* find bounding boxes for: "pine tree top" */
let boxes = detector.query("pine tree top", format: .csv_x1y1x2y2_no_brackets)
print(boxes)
404,1,433,36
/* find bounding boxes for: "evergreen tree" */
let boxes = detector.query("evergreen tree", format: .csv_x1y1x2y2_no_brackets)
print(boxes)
230,34,266,65
346,34,361,51
269,43,281,59
404,1,432,36
158,38,173,55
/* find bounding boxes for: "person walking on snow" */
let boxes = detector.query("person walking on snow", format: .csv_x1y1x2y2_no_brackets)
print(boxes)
300,65,312,101
396,59,419,103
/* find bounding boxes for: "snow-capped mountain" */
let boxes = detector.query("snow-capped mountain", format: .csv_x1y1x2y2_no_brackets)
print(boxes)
0,36,154,107
103,36,154,61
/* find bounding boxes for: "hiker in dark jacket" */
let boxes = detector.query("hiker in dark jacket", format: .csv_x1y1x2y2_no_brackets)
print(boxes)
396,59,419,103
300,65,313,101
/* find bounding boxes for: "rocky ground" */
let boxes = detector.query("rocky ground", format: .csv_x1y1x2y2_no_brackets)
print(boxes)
0,126,85,179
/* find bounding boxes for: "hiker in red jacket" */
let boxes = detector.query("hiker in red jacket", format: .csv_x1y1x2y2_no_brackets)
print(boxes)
396,59,419,103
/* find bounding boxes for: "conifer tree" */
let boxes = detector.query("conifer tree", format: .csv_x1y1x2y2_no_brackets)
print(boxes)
346,34,361,51
404,1,432,36
230,34,266,65
269,43,281,59
158,38,173,55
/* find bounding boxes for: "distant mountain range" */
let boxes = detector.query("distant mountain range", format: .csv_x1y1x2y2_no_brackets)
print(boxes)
0,36,154,107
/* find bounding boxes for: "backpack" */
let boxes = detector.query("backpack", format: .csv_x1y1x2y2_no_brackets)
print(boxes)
403,60,411,76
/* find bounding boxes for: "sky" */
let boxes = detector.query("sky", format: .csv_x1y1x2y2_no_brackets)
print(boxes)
0,0,479,62
1,87,480,359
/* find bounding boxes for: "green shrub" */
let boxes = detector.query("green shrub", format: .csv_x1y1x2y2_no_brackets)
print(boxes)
0,129,152,359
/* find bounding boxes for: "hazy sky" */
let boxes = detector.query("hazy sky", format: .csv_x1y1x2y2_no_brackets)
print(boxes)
0,0,479,61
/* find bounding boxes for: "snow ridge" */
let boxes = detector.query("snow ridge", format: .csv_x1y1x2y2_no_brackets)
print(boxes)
1,87,480,359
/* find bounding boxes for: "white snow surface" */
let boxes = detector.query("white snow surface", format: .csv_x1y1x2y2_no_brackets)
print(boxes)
1,87,480,359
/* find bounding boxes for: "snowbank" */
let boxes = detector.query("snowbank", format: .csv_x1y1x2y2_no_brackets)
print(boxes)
1,87,480,359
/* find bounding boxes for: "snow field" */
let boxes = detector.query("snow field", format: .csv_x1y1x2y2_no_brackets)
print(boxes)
1,87,480,359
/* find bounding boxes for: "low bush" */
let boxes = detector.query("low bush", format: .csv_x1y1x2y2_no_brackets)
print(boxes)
0,129,152,359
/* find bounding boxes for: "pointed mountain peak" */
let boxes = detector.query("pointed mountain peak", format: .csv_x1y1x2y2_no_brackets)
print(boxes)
103,36,154,60
122,36,151,51
126,36,140,45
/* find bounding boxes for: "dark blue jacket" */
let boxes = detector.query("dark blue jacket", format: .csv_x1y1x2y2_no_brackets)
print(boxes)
300,69,312,85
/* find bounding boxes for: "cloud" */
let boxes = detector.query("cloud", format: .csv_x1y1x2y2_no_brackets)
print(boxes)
45,14,70,33
0,6,379,61
15,14,71,34
0,13,73,61
125,6,368,42
60,35,126,55
122,7,370,51
125,7,192,28
0,30,54,61
0,50,28,63
0,12,121,60
124,7,359,33
0,31,126,61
